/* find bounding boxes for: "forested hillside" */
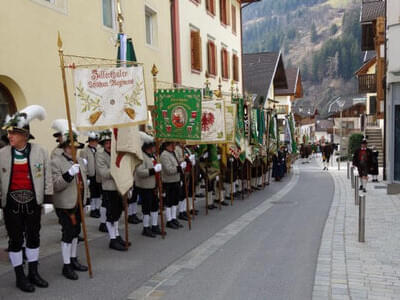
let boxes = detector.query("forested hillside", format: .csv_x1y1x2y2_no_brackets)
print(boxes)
242,0,362,103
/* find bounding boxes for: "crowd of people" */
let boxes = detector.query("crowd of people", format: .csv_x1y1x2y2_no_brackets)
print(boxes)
0,105,278,293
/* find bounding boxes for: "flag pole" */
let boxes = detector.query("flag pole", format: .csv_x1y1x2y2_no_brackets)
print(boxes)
191,161,196,219
230,158,234,206
57,32,93,278
151,65,166,239
183,164,192,230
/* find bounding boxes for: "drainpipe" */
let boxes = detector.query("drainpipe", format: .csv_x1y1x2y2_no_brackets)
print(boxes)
170,0,182,86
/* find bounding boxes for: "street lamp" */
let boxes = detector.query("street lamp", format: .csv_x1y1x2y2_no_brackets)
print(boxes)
337,98,345,171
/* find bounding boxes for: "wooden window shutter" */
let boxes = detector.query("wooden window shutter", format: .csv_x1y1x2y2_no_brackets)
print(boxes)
207,41,212,74
191,31,195,70
211,0,215,14
192,32,202,71
213,43,217,75
226,50,230,78
231,5,236,33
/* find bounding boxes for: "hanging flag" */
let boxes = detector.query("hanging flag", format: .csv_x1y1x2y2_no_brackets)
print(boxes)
289,113,297,153
110,33,143,195
155,89,202,140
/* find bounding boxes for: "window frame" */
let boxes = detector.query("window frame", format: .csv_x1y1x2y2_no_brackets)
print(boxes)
231,4,236,34
221,47,229,80
232,53,239,82
206,0,216,16
190,29,202,73
207,40,217,77
220,0,229,26
102,0,116,31
145,5,158,48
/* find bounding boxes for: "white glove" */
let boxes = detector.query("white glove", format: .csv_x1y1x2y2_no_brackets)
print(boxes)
68,164,80,176
217,154,221,159
154,163,162,173
82,158,88,166
180,161,187,170
203,152,208,159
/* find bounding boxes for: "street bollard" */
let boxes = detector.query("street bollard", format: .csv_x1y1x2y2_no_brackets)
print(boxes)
359,194,366,242
354,175,359,205
347,161,350,179
351,166,355,189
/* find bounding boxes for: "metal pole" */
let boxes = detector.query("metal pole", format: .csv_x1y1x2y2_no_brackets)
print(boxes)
354,175,359,205
351,166,355,188
359,194,366,242
347,161,350,179
339,110,342,171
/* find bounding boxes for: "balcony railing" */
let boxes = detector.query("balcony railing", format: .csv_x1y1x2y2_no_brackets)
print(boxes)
275,104,289,115
358,74,377,93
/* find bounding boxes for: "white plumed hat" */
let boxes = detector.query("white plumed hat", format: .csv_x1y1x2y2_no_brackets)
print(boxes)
2,105,46,139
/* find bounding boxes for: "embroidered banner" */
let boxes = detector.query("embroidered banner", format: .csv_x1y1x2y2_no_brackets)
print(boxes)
198,100,226,144
73,66,148,130
154,89,202,140
224,103,236,144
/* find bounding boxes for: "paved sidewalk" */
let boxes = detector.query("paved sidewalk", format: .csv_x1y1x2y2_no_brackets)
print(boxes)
312,163,400,300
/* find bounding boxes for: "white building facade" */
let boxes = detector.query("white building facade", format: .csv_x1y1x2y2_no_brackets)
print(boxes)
171,0,243,95
386,0,400,190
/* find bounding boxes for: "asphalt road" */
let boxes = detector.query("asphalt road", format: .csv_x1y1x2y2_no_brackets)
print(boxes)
0,160,334,300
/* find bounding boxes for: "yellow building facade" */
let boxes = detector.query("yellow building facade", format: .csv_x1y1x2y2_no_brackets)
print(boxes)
0,0,173,150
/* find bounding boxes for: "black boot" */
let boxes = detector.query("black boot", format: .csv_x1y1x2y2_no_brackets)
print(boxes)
99,223,107,232
15,265,35,293
359,185,363,191
116,236,131,247
62,264,78,280
151,225,164,235
207,204,217,210
28,261,48,288
220,201,229,206
178,212,188,221
142,227,156,238
189,209,199,215
70,257,88,272
109,238,128,251
91,209,101,218
172,219,183,228
128,214,142,224
166,221,179,229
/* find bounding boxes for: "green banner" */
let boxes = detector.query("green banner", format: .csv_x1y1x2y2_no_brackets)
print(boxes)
155,89,202,140
250,108,258,145
235,98,244,146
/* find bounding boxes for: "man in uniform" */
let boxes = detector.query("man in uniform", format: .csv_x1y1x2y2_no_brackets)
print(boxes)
51,123,88,280
352,139,372,193
134,132,163,237
96,130,129,251
80,131,102,219
0,105,52,292
160,142,186,229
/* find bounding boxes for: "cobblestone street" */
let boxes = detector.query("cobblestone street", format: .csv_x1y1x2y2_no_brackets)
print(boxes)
313,163,400,300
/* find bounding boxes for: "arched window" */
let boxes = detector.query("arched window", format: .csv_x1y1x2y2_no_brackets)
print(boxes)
0,82,17,139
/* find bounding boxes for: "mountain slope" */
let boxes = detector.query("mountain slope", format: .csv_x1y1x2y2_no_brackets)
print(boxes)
242,0,362,104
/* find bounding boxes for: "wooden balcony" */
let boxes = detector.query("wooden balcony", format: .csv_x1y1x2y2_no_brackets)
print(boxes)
358,74,377,93
275,104,289,115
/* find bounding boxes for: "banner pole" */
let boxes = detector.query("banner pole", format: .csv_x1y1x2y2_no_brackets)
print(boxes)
151,65,165,239
57,32,93,278
184,170,192,230
191,162,196,219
